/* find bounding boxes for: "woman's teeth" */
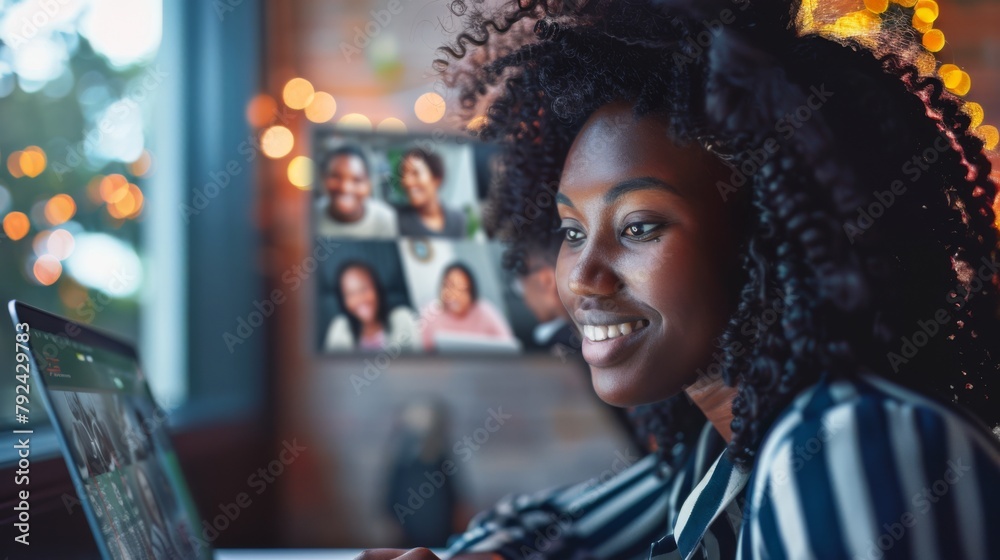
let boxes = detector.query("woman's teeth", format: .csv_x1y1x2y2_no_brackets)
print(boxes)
582,320,647,342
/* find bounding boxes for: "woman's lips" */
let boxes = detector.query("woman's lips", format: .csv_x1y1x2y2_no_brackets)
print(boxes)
579,319,650,367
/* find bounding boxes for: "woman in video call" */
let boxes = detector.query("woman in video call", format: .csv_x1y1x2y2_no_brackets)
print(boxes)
397,148,468,238
360,0,1000,559
324,261,421,352
315,145,398,239
420,262,516,351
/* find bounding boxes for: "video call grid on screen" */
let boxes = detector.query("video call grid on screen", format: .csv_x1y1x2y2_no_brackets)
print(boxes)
310,128,549,356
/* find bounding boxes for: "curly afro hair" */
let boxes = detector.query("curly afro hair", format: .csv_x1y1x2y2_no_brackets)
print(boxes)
437,0,1000,470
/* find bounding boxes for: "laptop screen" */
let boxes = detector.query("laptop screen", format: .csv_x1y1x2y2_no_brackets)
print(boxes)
20,309,210,560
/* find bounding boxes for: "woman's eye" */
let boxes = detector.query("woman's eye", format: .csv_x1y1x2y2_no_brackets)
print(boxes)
558,226,585,243
622,223,662,238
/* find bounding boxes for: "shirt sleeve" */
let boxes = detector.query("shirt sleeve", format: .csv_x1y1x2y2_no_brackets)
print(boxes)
741,394,1000,560
443,452,674,560
477,301,516,341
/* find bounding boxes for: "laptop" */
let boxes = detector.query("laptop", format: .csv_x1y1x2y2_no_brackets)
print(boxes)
9,300,441,560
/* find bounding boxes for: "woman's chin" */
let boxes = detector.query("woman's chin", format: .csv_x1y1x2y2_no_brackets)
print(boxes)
590,365,685,408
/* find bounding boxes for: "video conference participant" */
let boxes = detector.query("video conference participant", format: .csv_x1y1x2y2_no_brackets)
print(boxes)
314,146,398,238
509,237,579,352
419,262,515,350
396,148,467,238
324,260,421,352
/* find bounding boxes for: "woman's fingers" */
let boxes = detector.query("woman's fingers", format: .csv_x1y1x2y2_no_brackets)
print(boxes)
353,548,441,560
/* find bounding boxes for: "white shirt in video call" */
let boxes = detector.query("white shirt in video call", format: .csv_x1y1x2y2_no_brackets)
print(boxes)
314,196,398,239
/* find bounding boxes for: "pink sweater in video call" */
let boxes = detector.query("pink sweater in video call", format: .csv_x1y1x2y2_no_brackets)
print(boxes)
420,300,515,351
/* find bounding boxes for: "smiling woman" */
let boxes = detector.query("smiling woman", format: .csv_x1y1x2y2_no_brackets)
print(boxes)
358,0,1000,559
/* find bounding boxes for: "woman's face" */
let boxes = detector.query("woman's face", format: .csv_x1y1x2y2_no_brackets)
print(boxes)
441,268,473,317
325,154,371,221
556,102,742,407
341,266,380,325
400,156,440,209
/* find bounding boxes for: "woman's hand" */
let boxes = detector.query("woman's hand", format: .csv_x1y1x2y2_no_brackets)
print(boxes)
353,550,500,560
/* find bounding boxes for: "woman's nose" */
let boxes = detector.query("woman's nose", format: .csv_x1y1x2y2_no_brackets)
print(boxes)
566,243,624,297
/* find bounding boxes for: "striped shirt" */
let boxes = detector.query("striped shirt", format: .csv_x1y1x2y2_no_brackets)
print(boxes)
443,373,1000,560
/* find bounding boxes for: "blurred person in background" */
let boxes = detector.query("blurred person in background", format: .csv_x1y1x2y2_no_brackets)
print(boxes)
420,262,516,350
397,148,468,238
315,146,398,238
509,237,579,353
324,261,420,352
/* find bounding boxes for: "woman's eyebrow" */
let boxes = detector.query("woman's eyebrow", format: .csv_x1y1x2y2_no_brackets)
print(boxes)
555,176,679,208
603,176,679,204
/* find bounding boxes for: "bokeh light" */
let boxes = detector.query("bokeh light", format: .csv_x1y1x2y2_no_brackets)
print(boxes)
864,0,888,14
951,71,971,96
922,29,945,52
914,0,939,23
66,233,143,296
6,151,24,178
129,150,153,176
287,156,314,189
247,94,278,128
33,255,63,286
338,113,372,131
261,125,294,159
32,231,53,257
86,176,106,205
100,174,130,203
3,211,30,241
44,194,77,226
305,92,337,123
963,102,984,129
377,117,407,133
80,0,162,68
283,78,315,110
975,125,998,151
19,147,46,177
414,92,446,124
466,115,488,132
47,229,77,261
108,184,144,219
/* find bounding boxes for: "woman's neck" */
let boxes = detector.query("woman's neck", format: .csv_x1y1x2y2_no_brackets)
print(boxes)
417,200,444,220
683,373,737,443
360,321,384,340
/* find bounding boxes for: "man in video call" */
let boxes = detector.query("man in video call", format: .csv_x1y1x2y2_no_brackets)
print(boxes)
512,237,579,354
315,145,398,238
